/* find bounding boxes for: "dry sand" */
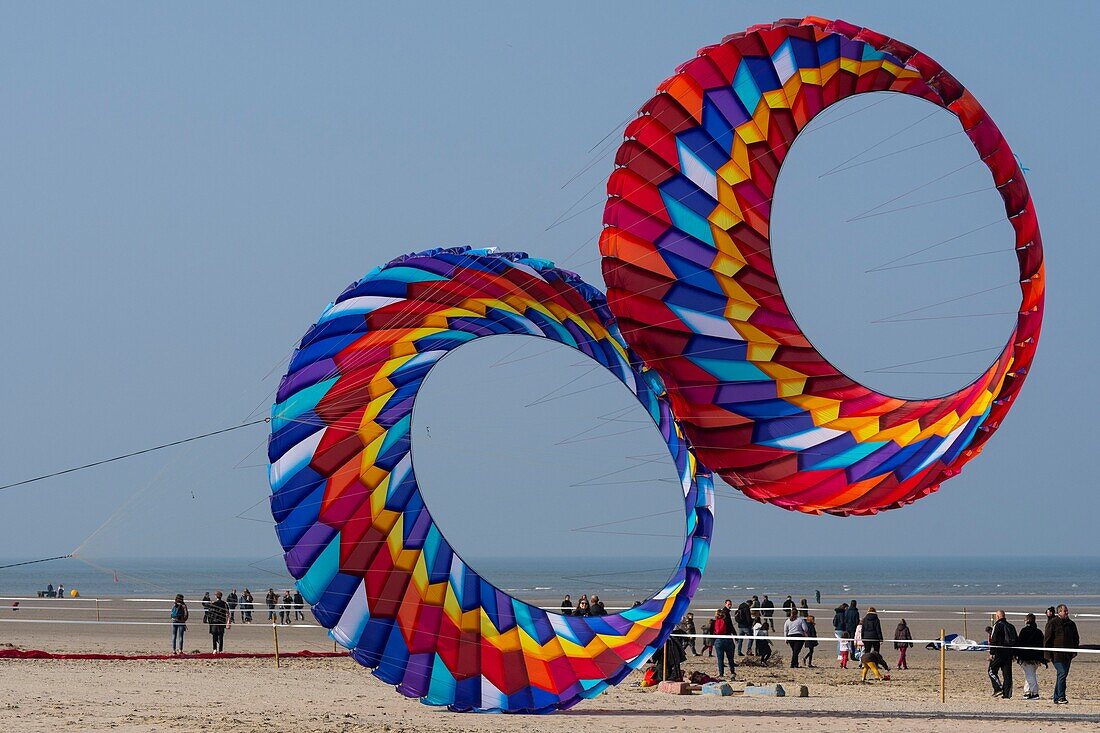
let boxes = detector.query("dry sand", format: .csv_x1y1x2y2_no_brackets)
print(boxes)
2,599,1097,732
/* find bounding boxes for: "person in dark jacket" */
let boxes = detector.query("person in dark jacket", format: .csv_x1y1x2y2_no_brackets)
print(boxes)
293,590,305,621
208,591,230,653
560,594,573,616
713,608,736,678
761,595,775,631
782,595,795,618
226,589,238,624
1016,613,1047,699
1044,604,1080,704
701,616,715,657
802,615,818,667
574,598,591,617
201,592,212,624
893,619,913,669
988,610,1017,698
799,599,809,618
265,588,277,622
861,607,883,654
590,595,607,616
682,612,699,656
843,600,860,636
734,600,753,655
240,589,254,624
833,603,849,667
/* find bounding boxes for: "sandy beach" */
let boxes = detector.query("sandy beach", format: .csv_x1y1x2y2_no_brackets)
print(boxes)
2,598,1096,732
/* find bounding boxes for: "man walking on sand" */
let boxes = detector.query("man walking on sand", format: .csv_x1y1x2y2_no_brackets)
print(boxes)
1045,604,1080,704
988,610,1017,698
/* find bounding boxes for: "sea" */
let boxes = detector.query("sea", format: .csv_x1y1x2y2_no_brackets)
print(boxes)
2,555,1097,609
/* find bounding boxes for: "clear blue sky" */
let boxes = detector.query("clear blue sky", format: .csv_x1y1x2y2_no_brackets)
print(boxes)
1,2,1095,572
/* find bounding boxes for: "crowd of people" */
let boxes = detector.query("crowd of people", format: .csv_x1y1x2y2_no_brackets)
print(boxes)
169,588,307,654
983,604,1081,704
653,595,1082,704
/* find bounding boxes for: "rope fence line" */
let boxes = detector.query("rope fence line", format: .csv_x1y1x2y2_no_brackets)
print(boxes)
0,616,1094,657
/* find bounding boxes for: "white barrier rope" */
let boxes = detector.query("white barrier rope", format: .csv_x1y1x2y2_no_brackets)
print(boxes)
669,633,1098,656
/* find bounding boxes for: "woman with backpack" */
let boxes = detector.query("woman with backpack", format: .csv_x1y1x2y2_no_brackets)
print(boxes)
170,594,189,655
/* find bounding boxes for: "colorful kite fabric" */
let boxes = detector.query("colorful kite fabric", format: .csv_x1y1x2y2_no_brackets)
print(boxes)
600,16,1044,516
268,247,714,713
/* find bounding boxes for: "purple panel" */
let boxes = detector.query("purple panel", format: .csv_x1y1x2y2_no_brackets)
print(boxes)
278,358,338,403
286,522,338,578
706,87,751,128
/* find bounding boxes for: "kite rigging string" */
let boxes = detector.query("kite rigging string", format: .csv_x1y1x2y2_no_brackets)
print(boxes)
0,555,72,571
0,418,270,494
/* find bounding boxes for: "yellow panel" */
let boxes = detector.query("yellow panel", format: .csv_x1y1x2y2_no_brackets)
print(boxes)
799,68,823,85
872,420,922,445
840,58,860,74
730,321,778,345
724,300,757,322
712,251,745,279
736,119,766,145
711,229,748,266
709,203,744,231
819,58,841,83
746,342,778,362
776,378,808,398
881,60,903,77
763,89,791,109
810,403,840,424
394,547,419,572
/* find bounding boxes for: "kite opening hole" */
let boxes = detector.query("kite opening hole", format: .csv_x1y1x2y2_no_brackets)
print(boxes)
410,334,686,611
770,91,1020,400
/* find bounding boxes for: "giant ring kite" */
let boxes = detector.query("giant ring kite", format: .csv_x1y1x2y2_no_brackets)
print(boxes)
268,247,713,713
600,16,1044,515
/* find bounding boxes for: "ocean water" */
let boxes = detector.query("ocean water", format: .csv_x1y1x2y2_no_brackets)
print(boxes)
2,555,1097,608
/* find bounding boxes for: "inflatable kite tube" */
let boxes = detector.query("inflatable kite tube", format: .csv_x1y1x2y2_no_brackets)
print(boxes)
268,247,713,713
600,16,1043,516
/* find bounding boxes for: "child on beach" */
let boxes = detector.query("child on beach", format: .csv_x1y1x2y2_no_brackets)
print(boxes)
894,619,913,669
754,616,772,665
860,649,891,682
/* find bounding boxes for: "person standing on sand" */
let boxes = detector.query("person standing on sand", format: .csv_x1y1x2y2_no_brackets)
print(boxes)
799,598,809,618
281,590,293,624
208,591,230,654
701,615,715,657
712,608,736,679
782,595,795,619
265,588,277,622
784,609,809,669
893,619,913,670
1045,604,1080,705
56,583,64,599
560,595,572,616
802,615,818,668
833,603,850,667
201,592,212,624
754,616,772,665
293,590,305,621
988,610,1017,698
241,589,253,624
1015,613,1047,699
590,595,606,616
861,607,884,655
226,589,238,624
170,594,189,655
682,612,698,656
734,599,753,656
761,595,775,631
844,600,860,656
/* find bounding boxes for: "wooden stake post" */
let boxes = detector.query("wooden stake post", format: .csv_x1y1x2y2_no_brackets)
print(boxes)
939,629,946,703
962,608,968,639
272,622,281,668
95,599,101,622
